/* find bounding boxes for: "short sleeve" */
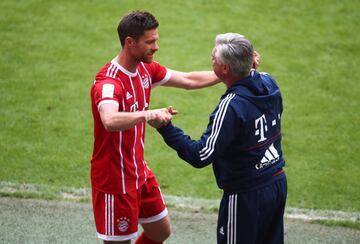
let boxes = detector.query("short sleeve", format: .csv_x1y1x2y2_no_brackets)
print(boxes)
147,61,172,88
92,79,124,111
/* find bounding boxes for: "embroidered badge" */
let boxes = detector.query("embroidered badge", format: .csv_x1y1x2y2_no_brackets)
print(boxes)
117,217,130,232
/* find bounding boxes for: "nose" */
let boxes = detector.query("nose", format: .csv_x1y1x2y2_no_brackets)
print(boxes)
154,42,159,51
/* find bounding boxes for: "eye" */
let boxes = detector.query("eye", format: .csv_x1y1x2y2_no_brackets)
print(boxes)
146,38,157,45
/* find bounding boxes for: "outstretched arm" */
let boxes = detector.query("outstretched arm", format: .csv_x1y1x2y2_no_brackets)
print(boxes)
99,103,174,131
163,50,260,90
163,70,221,90
154,95,239,168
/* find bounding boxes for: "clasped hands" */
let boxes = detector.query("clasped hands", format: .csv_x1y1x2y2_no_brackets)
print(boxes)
146,106,177,129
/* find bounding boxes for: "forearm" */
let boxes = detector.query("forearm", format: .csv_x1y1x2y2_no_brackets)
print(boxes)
157,123,211,168
102,107,174,132
102,111,147,131
185,71,221,89
164,70,221,90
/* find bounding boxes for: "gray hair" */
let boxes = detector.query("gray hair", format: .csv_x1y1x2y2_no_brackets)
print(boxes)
214,33,254,77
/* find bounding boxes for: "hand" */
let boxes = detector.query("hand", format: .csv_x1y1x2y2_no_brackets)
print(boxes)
252,50,260,69
146,107,177,129
167,106,178,115
147,109,171,128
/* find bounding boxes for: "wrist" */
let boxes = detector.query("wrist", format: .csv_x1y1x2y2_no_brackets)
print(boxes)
144,110,153,122
157,121,173,132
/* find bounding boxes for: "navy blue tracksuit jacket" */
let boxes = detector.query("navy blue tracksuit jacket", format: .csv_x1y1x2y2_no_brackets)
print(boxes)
158,70,285,192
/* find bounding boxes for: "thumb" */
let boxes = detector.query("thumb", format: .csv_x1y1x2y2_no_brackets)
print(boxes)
168,106,178,115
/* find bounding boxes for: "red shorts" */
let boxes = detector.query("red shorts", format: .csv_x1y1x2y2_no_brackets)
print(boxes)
92,175,167,241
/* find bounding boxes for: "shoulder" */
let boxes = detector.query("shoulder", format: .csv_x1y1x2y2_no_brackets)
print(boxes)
258,71,278,86
220,93,249,118
140,61,171,86
93,77,121,89
216,93,244,115
221,92,248,104
140,61,167,75
95,62,112,78
91,76,124,100
256,71,272,79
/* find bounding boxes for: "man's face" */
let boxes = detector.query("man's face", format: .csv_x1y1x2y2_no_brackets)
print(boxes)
132,29,159,63
212,47,224,79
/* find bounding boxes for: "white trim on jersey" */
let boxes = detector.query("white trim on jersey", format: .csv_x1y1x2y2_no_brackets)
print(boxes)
119,131,126,194
140,62,150,74
129,76,140,190
227,194,238,244
97,232,138,241
106,63,113,77
151,68,172,89
199,93,236,161
106,63,119,79
133,125,139,190
111,58,137,77
139,123,147,180
139,66,149,110
105,194,107,234
98,100,119,110
119,96,127,194
105,194,115,236
139,208,168,224
139,69,148,180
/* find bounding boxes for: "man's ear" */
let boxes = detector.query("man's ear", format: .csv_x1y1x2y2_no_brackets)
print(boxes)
125,36,136,47
222,64,230,75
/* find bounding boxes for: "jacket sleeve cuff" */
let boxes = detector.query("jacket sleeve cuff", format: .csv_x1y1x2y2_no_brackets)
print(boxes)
157,122,174,135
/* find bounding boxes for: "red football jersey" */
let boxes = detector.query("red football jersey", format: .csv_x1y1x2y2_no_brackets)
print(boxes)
90,58,171,194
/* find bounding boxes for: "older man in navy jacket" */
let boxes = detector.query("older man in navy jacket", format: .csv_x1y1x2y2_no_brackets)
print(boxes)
152,33,287,244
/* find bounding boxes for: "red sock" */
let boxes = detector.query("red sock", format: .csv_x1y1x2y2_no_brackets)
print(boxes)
135,232,162,244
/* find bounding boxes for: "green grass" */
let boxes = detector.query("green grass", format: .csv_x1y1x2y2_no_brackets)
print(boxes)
0,0,359,213
311,219,360,230
0,182,89,202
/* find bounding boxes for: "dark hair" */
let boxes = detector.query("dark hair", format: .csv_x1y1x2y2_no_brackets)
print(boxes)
117,11,159,47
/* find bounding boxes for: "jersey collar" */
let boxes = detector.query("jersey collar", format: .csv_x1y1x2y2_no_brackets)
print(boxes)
111,58,138,77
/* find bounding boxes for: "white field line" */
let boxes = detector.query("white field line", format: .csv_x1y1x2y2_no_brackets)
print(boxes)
1,181,359,222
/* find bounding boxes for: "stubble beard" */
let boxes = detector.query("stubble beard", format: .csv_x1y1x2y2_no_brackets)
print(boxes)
141,51,156,63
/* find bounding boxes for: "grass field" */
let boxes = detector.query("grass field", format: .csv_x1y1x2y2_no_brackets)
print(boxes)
1,0,360,215
2,198,359,243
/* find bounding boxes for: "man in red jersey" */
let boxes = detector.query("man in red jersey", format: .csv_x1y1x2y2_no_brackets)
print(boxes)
90,11,222,244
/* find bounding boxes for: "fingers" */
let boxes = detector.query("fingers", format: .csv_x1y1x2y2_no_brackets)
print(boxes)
167,106,178,115
146,107,177,128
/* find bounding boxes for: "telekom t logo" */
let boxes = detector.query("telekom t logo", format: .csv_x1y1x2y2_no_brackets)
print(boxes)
255,114,268,142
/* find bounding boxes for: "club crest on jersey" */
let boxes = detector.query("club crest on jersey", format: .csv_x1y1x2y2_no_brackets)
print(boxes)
117,217,130,232
142,76,149,88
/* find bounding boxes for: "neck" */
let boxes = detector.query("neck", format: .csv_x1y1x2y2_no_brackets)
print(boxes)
224,75,244,87
117,50,139,73
224,73,248,87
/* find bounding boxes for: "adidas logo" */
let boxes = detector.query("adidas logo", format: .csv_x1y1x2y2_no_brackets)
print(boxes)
255,143,280,170
219,226,224,235
126,92,132,100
